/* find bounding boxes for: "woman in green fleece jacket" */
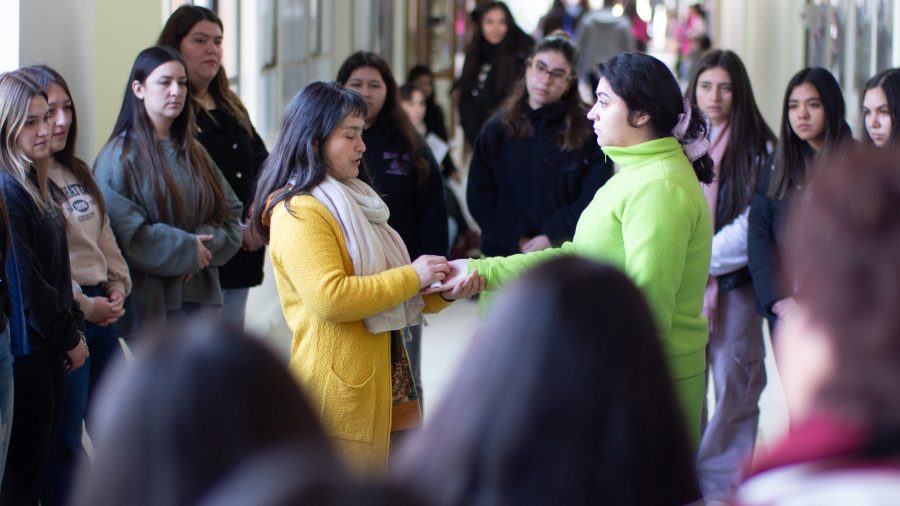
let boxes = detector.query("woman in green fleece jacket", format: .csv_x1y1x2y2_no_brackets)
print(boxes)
448,52,714,443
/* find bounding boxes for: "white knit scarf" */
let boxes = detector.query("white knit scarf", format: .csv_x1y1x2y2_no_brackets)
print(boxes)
310,175,424,334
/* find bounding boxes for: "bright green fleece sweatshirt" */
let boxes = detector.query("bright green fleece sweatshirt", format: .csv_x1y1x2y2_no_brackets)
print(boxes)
470,136,712,381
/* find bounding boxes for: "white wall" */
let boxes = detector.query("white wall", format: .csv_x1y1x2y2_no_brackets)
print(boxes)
19,0,99,162
92,0,165,158
18,0,164,164
716,0,806,133
239,0,260,123
392,0,406,73
0,0,20,71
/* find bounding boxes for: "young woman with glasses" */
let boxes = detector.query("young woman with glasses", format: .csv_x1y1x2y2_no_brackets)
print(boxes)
467,32,612,265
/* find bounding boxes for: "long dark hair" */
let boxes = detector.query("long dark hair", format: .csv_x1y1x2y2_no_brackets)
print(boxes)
768,67,852,200
406,64,434,102
455,2,534,98
862,68,900,148
498,32,589,152
686,50,776,225
250,81,367,242
596,53,714,184
405,64,447,140
336,51,430,185
393,256,701,505
108,46,228,226
19,65,107,221
71,318,335,506
157,4,253,134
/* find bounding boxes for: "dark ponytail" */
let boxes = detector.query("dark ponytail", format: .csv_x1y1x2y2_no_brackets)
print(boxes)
686,50,777,223
596,53,714,184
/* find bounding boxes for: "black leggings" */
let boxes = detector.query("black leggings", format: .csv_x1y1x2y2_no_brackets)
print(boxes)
1,352,66,505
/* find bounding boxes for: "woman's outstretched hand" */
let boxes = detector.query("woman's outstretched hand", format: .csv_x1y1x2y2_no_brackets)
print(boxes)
412,255,450,290
440,268,485,300
434,259,485,300
441,259,469,289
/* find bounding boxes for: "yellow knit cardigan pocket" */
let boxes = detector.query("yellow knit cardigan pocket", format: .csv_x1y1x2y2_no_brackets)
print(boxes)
321,365,378,443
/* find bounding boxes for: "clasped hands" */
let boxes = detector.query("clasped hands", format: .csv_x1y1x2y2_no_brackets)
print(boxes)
88,289,126,327
412,256,484,300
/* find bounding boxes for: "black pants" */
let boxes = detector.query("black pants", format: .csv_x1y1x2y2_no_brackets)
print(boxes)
1,352,66,505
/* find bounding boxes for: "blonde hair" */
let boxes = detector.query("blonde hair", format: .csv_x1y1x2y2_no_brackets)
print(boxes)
0,71,55,213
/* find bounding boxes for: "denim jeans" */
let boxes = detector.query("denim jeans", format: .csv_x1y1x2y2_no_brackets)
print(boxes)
0,324,13,484
221,287,250,329
42,284,121,506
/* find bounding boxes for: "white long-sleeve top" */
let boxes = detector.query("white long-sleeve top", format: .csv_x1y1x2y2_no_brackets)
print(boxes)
709,206,750,276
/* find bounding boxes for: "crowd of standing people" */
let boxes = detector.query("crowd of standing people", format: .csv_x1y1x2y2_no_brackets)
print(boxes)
0,1,900,505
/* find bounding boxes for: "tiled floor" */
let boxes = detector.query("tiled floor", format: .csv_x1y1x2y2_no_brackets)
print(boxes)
417,297,481,419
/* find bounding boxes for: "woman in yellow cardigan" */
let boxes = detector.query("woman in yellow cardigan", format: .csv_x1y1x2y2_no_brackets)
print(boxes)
250,81,482,474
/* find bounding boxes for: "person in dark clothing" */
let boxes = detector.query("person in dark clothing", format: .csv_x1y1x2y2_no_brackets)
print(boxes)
398,83,471,260
338,52,448,411
536,0,591,38
467,33,612,259
748,68,853,329
1,172,27,489
747,161,788,327
338,54,448,261
0,70,88,506
454,2,535,147
0,165,13,488
158,5,268,328
20,65,131,506
406,65,450,144
405,66,461,182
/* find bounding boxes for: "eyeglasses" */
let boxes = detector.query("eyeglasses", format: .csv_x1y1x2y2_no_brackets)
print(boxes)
528,60,573,84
